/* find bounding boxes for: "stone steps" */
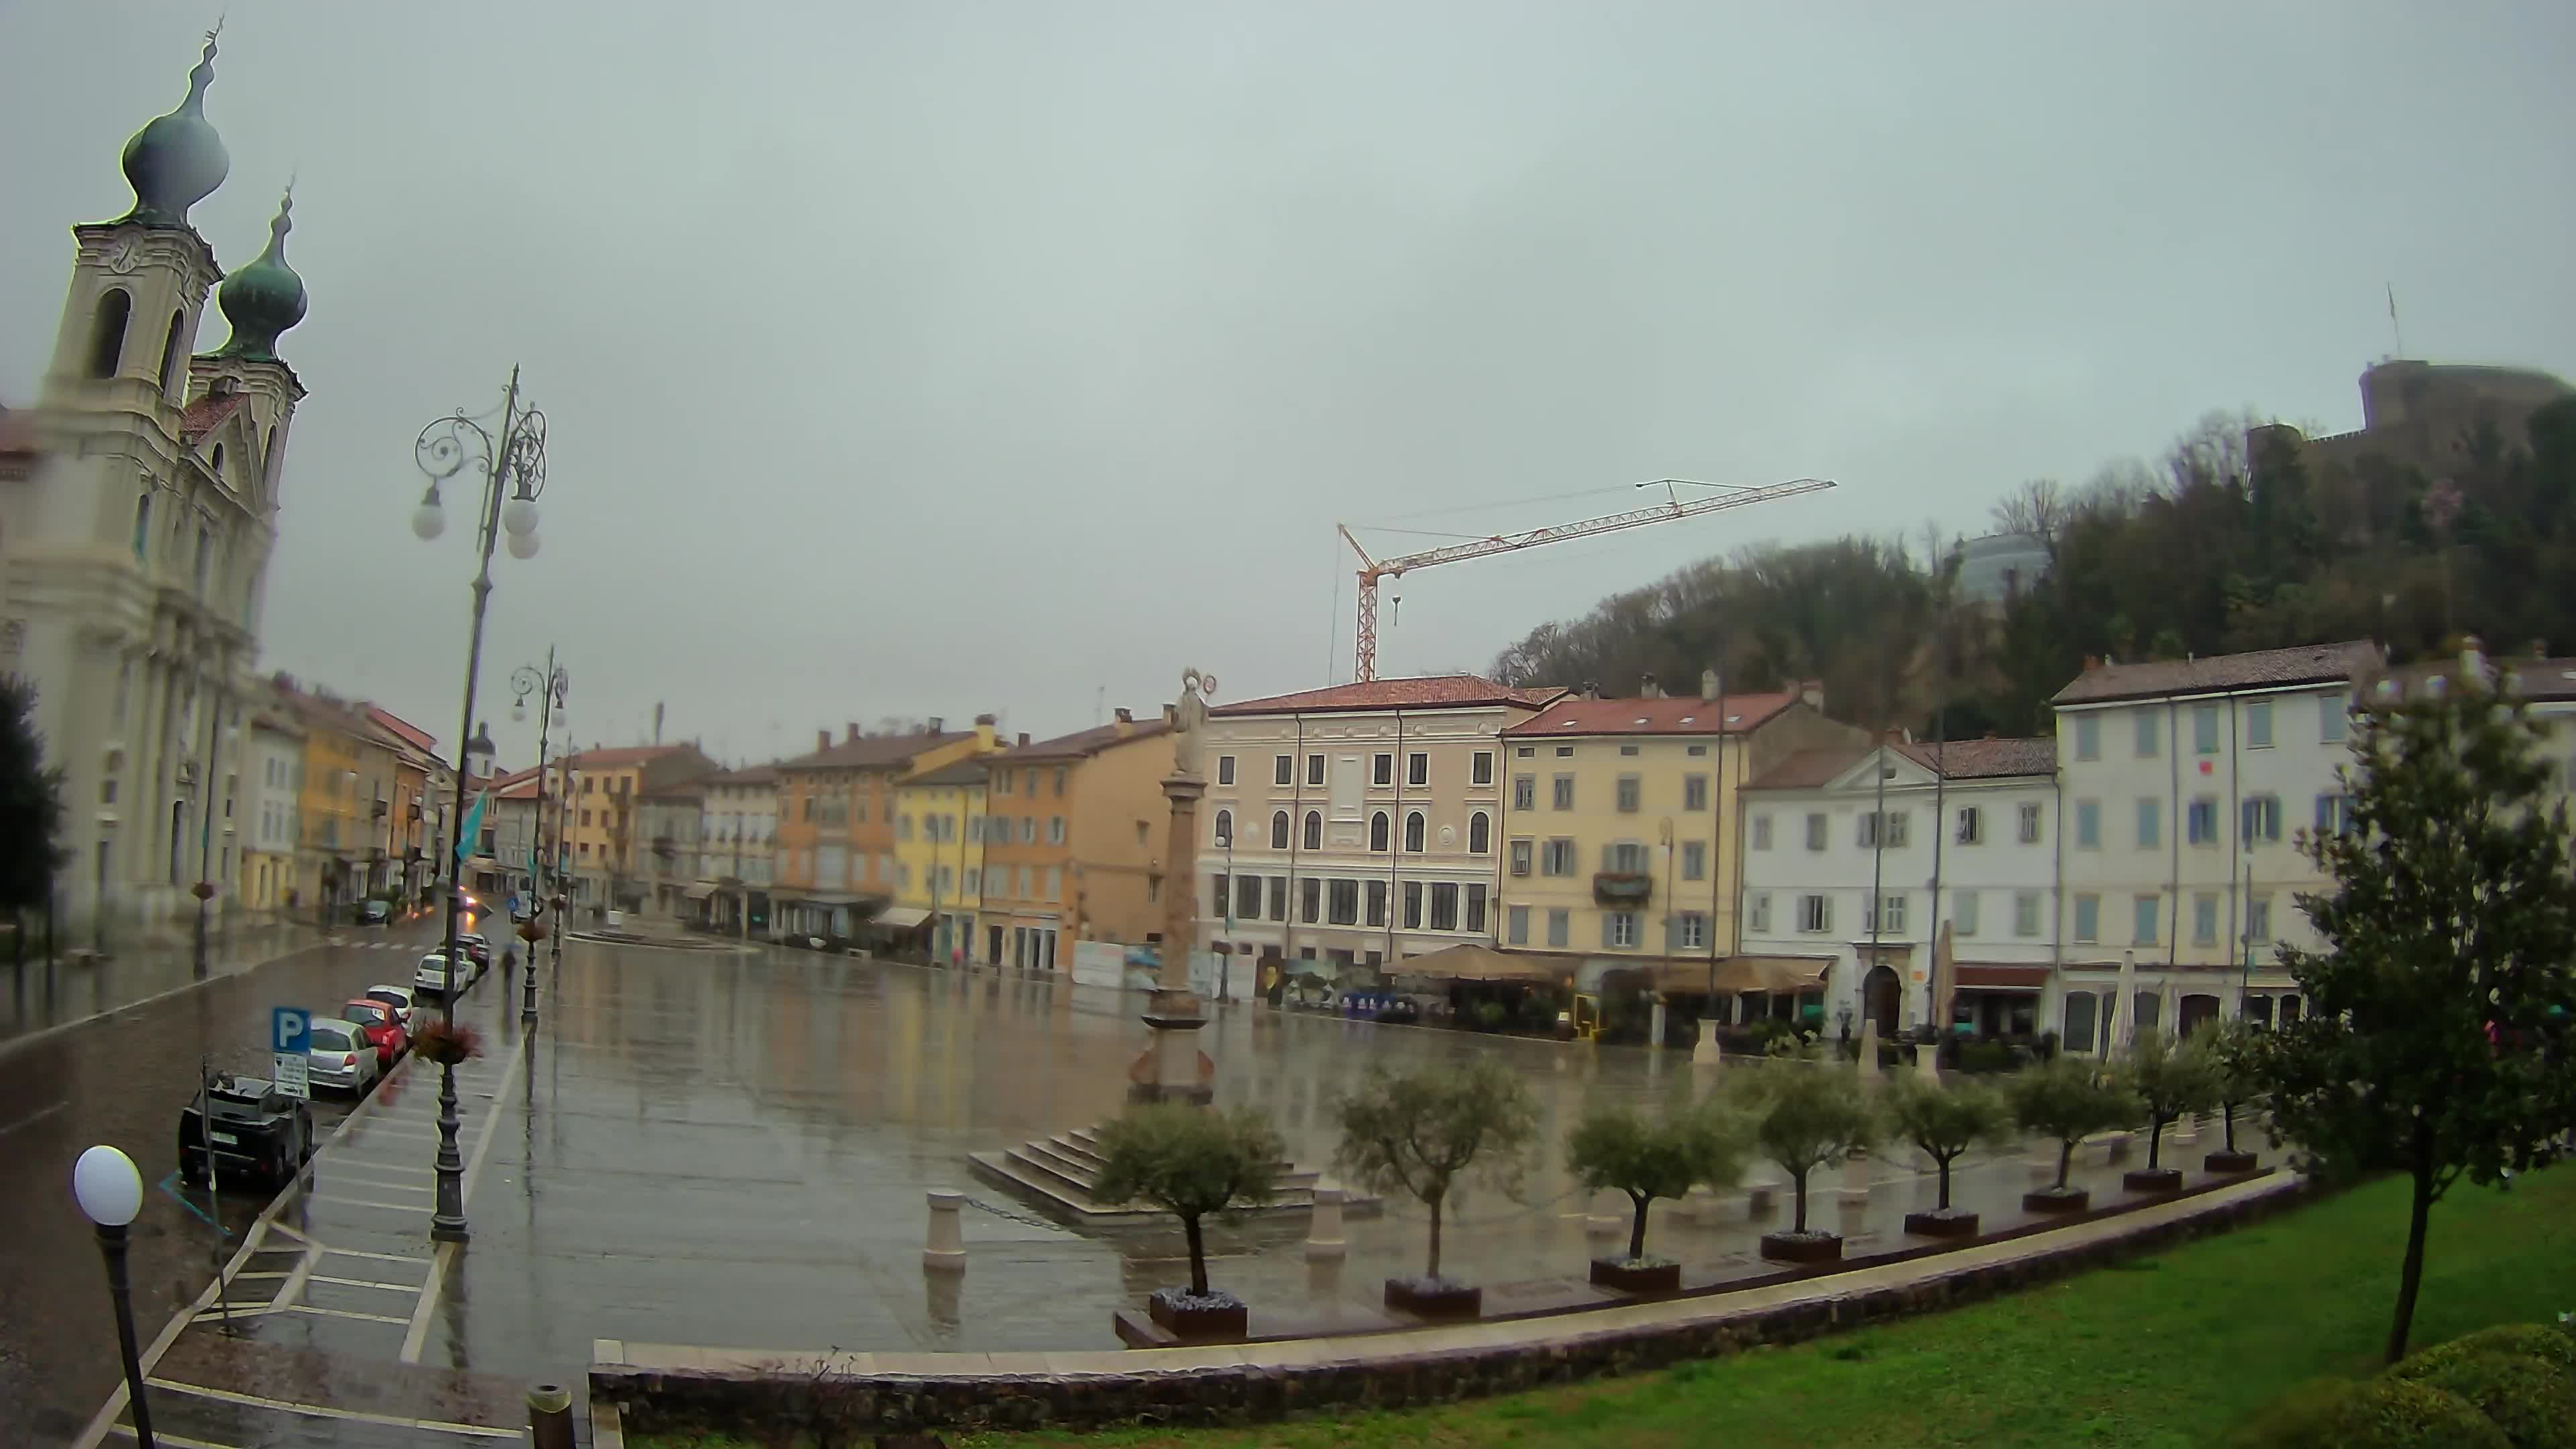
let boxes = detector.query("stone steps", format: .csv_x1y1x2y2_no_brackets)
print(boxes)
971,1122,1374,1228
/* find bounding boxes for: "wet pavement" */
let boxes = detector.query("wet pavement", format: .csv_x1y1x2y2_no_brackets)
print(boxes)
0,918,453,1445
0,917,335,1044
20,935,2284,1447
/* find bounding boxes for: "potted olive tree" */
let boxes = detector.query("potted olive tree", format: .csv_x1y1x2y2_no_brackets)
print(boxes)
2198,1018,2265,1174
1090,1104,1283,1340
1332,1057,1538,1318
1743,1048,1876,1264
2120,1028,2218,1193
1564,1099,1747,1293
1883,1072,2015,1238
2010,1055,2141,1214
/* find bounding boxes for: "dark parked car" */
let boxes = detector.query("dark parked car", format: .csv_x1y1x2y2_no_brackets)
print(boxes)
356,899,391,926
178,1075,315,1189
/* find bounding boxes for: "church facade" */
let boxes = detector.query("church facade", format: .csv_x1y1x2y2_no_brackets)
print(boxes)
2,33,313,942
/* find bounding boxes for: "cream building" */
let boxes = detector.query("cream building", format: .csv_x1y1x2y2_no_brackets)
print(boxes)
237,696,303,912
3,36,309,941
1195,675,1562,969
696,763,777,934
2050,641,2381,1047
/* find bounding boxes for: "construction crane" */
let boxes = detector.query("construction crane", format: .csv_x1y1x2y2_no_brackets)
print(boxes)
1338,476,1838,682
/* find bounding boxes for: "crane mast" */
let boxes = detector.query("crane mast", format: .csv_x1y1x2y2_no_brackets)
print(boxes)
1339,476,1837,682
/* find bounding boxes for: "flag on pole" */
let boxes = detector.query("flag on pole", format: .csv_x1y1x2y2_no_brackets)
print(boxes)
455,789,489,861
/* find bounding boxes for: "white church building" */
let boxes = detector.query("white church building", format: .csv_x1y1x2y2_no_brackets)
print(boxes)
2,32,312,942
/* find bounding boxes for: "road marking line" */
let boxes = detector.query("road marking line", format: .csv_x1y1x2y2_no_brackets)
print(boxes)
311,1194,431,1212
226,1271,292,1280
329,1159,435,1175
193,1305,278,1321
309,1273,420,1292
268,1244,317,1312
277,1302,412,1324
321,1244,425,1264
105,1425,243,1448
142,1379,519,1438
0,1099,68,1136
397,1240,459,1364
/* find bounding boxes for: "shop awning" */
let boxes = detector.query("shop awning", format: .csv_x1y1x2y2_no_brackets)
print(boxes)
1953,964,2050,991
1399,943,1574,983
872,905,932,930
683,882,719,901
1706,954,1833,995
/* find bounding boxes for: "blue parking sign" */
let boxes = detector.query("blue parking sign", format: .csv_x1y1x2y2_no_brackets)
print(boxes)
271,1006,311,1055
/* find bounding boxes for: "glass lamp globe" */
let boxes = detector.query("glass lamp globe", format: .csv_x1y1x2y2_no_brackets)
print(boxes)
411,498,446,541
505,531,540,561
72,1144,143,1227
513,698,527,723
502,497,540,537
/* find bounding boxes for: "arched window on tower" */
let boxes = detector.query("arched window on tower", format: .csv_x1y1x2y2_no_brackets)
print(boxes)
1269,810,1289,850
1302,810,1322,851
130,494,152,562
89,289,132,379
1468,811,1491,855
1369,811,1389,852
1404,810,1426,853
158,311,186,398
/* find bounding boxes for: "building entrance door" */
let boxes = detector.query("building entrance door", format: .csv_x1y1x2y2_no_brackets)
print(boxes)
1864,963,1901,1039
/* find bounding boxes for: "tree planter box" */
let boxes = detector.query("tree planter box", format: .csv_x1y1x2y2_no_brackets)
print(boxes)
1758,1230,1843,1265
1902,1208,1981,1238
1587,1256,1681,1293
1383,1276,1483,1319
2204,1149,2259,1175
1146,1288,1247,1340
2123,1167,2184,1194
2023,1187,2090,1214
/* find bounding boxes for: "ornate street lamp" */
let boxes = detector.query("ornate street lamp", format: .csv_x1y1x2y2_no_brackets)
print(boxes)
511,652,568,1026
73,1145,155,1448
411,369,547,1244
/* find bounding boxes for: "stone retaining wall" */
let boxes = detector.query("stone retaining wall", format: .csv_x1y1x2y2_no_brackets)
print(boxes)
596,1175,2308,1440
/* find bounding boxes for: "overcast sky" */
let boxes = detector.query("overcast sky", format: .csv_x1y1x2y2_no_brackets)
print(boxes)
6,1,2573,769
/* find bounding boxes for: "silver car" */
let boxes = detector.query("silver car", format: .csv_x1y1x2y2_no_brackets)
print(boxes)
304,1018,381,1095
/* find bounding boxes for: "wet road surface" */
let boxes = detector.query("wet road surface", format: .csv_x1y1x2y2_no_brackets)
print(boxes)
0,920,455,1444
23,934,2282,1446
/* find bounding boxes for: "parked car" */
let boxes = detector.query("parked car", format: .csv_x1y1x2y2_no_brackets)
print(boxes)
338,998,411,1069
455,932,492,970
414,949,472,996
304,1017,381,1095
362,984,423,1034
178,1074,315,1189
356,898,391,926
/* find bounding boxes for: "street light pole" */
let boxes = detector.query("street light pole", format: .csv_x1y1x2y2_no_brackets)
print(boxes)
73,1145,154,1449
411,367,548,1244
511,651,566,1026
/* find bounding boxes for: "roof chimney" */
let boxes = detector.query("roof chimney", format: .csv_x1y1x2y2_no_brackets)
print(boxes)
1639,672,1661,698
1163,702,1179,726
1016,731,1031,747
817,729,831,751
846,721,860,743
1113,706,1134,737
1800,678,1825,712
2082,655,2102,673
975,712,998,726
1700,668,1719,702
1581,680,1601,700
926,716,945,734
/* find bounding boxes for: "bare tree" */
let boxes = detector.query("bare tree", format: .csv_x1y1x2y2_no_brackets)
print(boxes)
1990,478,2070,551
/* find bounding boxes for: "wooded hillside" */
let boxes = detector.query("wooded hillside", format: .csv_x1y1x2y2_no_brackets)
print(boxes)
1489,397,2576,739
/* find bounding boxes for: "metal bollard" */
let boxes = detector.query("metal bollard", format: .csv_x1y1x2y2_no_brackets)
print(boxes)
1304,1185,1347,1261
527,1383,575,1449
923,1190,967,1271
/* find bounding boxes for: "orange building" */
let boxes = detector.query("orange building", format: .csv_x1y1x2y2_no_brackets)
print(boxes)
770,716,996,943
974,708,1173,970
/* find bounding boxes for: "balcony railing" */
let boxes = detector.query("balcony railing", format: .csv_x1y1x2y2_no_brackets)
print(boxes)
1593,871,1653,906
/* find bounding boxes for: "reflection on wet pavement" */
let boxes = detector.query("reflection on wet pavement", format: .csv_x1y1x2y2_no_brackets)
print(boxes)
31,936,2280,1446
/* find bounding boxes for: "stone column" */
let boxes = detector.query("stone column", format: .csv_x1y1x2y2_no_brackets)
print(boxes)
1855,1017,1880,1081
1305,1185,1347,1261
1128,769,1212,1104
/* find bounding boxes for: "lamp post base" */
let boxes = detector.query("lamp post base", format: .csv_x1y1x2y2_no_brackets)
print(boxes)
95,1223,157,1448
431,1061,470,1242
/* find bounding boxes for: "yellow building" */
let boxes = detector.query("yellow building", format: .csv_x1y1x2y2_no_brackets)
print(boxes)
1494,678,1861,973
892,759,988,961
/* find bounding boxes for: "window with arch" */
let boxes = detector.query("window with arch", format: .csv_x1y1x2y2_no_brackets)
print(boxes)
1468,811,1491,855
130,493,152,561
1301,810,1322,851
1403,810,1426,853
1269,810,1289,849
158,310,186,396
1369,811,1389,852
1212,808,1232,847
210,443,225,480
89,288,131,378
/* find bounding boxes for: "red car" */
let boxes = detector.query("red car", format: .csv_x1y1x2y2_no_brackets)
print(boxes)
338,998,410,1070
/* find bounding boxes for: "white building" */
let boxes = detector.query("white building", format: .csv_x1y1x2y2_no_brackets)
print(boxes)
1739,737,2059,1041
697,763,776,934
2,36,309,940
237,702,303,912
1195,676,1560,969
2049,641,2382,1049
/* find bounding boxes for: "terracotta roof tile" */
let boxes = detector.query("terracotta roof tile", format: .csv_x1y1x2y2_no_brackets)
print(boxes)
1502,692,1799,738
1894,737,2057,778
565,743,697,770
773,731,975,772
1743,747,1872,791
178,392,248,445
363,705,439,757
2374,653,2576,704
905,760,990,788
2051,641,2383,706
994,718,1172,761
1212,675,1562,716
702,764,777,787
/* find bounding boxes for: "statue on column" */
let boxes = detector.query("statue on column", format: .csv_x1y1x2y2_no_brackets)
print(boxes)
1172,667,1217,779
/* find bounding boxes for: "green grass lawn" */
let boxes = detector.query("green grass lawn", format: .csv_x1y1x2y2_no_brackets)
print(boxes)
638,1165,2576,1449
